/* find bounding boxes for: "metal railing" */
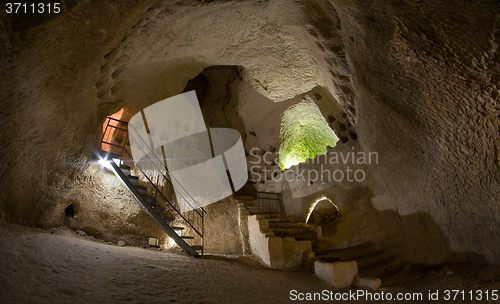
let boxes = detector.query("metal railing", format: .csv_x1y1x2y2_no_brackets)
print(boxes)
100,117,129,157
236,189,285,214
256,191,284,214
126,124,206,236
99,117,205,250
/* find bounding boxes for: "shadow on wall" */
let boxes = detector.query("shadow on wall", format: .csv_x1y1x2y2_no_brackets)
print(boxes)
310,187,489,265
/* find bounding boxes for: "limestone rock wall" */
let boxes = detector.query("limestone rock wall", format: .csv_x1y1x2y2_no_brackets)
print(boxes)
330,0,500,264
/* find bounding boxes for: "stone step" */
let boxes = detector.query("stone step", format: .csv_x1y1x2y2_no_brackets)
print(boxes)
315,260,358,289
267,217,296,223
243,205,260,209
356,276,382,290
356,249,389,270
191,245,203,251
245,207,280,215
243,203,278,210
171,226,184,231
255,214,283,220
234,195,257,201
360,256,402,279
263,230,315,240
314,242,376,257
289,231,317,241
268,227,312,236
243,206,263,213
316,237,332,243
268,222,308,228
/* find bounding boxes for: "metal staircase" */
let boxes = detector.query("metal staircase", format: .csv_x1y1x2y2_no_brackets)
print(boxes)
97,117,205,257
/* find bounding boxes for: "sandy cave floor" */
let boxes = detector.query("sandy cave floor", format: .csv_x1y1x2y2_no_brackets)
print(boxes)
1,221,500,303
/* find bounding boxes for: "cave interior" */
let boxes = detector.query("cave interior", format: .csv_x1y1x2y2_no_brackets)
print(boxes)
1,0,500,301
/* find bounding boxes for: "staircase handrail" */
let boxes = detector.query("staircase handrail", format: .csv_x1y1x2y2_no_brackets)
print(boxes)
127,124,207,214
100,117,204,237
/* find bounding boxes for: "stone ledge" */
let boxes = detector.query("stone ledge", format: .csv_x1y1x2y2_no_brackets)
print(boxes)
314,260,358,289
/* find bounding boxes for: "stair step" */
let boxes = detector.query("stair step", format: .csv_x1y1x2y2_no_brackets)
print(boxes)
162,216,175,223
268,222,307,228
267,217,296,223
152,206,165,214
291,231,317,241
245,206,282,214
120,165,131,176
316,256,342,263
135,185,147,195
244,205,261,210
269,227,312,235
314,242,376,257
255,214,284,220
316,248,388,265
234,195,257,201
101,146,205,259
360,256,402,279
356,249,389,270
144,195,156,206
127,175,139,186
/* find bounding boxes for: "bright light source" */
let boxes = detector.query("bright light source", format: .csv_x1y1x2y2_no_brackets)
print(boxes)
98,156,121,169
282,155,301,170
99,159,112,169
279,97,339,170
112,158,120,167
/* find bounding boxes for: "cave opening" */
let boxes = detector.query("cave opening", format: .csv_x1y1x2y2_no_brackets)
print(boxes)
306,197,340,236
101,108,132,156
278,97,339,170
64,204,75,219
182,65,245,135
183,73,208,105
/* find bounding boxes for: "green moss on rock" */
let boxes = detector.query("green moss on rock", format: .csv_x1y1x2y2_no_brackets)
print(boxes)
279,97,339,170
